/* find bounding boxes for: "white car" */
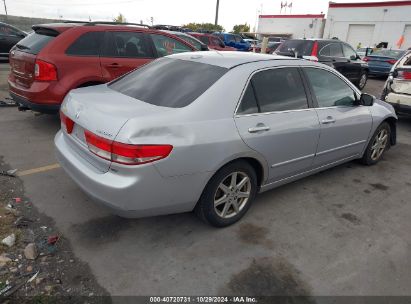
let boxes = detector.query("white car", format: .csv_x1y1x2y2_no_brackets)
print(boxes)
382,51,411,114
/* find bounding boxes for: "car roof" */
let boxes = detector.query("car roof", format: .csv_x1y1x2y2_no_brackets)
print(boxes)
32,22,151,34
168,51,297,69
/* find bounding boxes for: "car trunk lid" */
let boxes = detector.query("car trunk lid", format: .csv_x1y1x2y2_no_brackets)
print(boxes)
61,85,174,172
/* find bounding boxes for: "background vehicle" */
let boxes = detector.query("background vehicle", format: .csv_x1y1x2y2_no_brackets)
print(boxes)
213,32,251,51
56,52,396,227
160,30,208,51
276,38,369,89
255,42,281,54
189,33,236,51
0,22,26,58
363,49,406,76
356,47,373,59
8,21,196,113
382,51,411,114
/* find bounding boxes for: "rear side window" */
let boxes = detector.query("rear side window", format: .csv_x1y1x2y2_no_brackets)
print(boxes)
177,35,202,50
66,32,103,56
150,34,192,57
238,68,308,114
15,32,55,55
109,58,227,108
237,84,259,115
0,24,21,36
276,40,314,57
320,43,344,57
102,31,153,58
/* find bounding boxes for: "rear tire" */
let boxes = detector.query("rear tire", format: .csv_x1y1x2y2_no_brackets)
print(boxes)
357,71,368,90
361,122,391,165
195,160,258,227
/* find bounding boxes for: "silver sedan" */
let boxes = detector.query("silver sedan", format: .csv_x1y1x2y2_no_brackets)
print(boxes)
55,52,397,227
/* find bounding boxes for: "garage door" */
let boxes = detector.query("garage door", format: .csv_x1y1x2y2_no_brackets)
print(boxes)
346,24,375,48
403,25,411,49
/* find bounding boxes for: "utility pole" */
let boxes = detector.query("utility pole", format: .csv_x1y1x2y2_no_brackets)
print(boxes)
3,0,7,16
214,0,219,26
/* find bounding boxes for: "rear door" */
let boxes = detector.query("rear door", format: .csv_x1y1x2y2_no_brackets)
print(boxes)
302,67,373,167
100,31,154,80
234,67,320,184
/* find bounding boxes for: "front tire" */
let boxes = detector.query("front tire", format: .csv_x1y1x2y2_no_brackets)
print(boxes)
195,160,258,227
362,122,391,165
357,71,368,90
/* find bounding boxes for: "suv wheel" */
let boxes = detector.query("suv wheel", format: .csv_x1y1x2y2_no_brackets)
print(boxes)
357,71,368,90
195,160,258,227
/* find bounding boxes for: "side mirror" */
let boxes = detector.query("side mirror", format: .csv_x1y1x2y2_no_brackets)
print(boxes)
200,44,209,51
350,55,357,60
359,93,374,106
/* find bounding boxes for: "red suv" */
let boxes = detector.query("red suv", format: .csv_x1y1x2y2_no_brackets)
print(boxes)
8,22,197,113
189,33,237,52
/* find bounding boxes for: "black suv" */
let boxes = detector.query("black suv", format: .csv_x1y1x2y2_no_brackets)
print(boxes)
0,22,26,58
276,39,369,90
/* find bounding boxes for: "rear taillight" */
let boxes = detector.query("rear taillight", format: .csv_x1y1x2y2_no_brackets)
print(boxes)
34,59,57,81
84,130,173,165
363,57,370,62
59,111,74,134
397,70,411,80
386,59,397,65
311,41,318,57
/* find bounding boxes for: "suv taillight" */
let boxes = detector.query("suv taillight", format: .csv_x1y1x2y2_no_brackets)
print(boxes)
397,70,411,80
34,59,57,81
84,130,173,165
60,111,74,134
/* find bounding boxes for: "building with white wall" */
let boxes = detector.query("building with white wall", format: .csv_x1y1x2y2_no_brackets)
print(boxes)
257,14,326,39
323,1,411,49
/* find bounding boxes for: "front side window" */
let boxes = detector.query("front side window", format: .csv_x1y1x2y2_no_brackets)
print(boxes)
102,31,153,58
66,32,103,56
237,67,308,114
211,37,222,46
109,58,227,108
177,35,202,50
150,34,192,57
342,44,357,59
197,35,209,45
304,68,357,107
226,34,236,43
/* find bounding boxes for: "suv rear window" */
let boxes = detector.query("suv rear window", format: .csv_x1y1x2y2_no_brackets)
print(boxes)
276,39,314,57
109,58,227,108
15,32,56,55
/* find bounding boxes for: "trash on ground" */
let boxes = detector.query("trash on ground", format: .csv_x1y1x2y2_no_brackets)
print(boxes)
47,235,60,245
24,243,39,260
0,169,17,177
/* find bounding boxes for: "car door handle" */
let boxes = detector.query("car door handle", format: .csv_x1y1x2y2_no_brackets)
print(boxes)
248,125,270,133
107,63,122,68
321,116,336,124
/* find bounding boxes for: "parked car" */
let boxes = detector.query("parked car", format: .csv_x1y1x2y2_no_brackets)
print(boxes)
189,33,236,51
0,22,26,58
381,50,411,114
276,39,369,90
160,30,208,51
56,52,397,227
363,49,406,76
356,47,373,58
243,38,258,48
213,32,251,51
255,42,281,54
8,22,197,114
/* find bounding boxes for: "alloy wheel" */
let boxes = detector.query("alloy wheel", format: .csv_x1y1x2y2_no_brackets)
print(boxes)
214,171,251,219
370,128,388,161
359,73,367,89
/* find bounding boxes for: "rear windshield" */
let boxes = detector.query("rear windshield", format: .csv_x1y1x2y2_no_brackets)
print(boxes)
276,39,314,56
15,32,56,55
109,58,228,108
372,49,405,58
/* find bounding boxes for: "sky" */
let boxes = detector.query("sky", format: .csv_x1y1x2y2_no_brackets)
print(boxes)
2,0,384,32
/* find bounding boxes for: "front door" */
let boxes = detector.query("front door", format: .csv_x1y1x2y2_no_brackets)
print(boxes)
302,67,373,167
234,67,320,184
100,31,154,81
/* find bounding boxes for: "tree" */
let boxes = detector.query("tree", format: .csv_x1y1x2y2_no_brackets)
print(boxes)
183,22,224,32
232,23,250,34
113,13,126,23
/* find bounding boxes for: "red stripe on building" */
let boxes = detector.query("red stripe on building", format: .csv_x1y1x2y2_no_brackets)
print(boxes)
259,14,325,19
329,1,411,8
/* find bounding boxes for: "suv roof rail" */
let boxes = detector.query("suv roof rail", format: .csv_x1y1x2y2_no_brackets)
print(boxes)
85,21,151,28
62,20,87,24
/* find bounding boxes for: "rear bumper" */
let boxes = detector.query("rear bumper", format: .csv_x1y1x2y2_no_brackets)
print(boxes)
55,130,210,218
386,92,411,114
10,92,60,114
368,66,391,76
